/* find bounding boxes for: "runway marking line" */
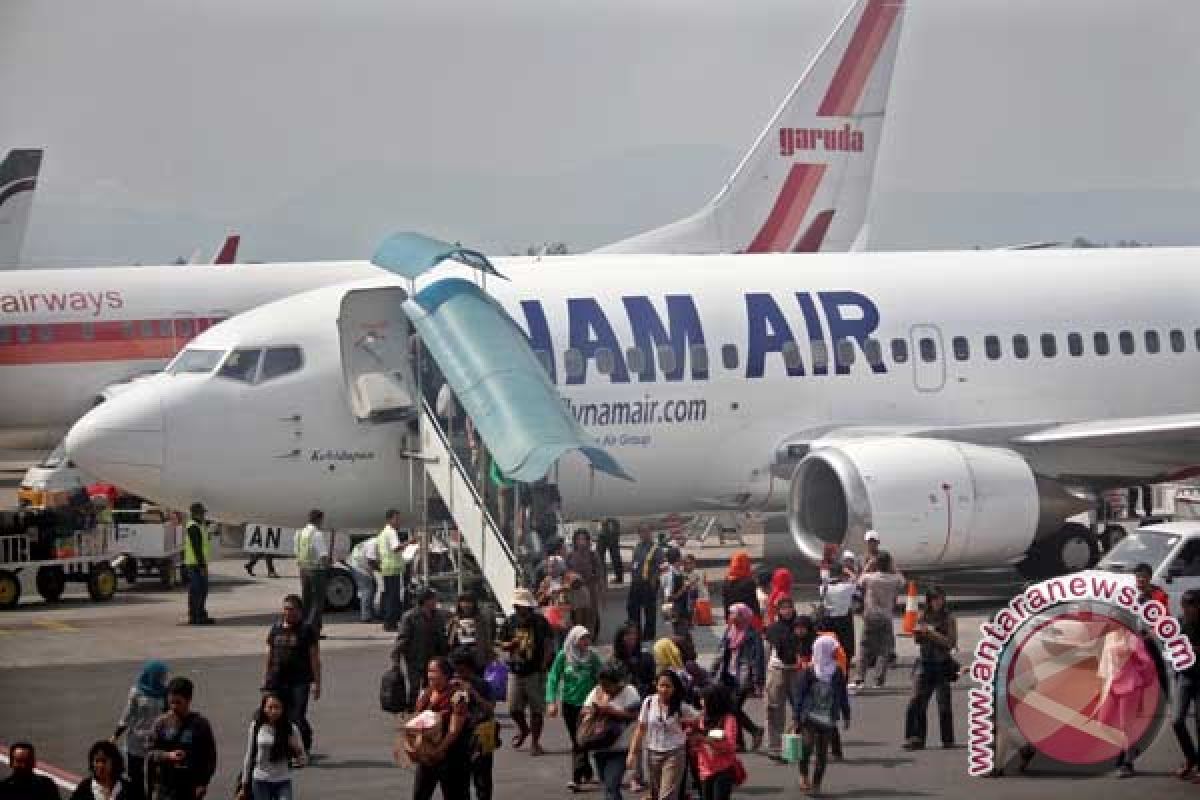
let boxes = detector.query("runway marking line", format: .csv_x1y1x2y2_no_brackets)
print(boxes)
0,744,81,790
34,619,79,633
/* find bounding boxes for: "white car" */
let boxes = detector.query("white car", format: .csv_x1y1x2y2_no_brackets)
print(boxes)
1096,521,1200,616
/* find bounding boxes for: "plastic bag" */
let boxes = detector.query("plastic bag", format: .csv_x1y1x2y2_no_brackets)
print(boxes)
484,660,509,702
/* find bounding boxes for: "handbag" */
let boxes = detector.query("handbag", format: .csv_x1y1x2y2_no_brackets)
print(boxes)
577,706,623,751
943,657,961,683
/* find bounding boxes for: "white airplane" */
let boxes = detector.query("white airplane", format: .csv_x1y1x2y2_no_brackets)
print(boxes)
64,236,1200,581
0,149,44,267
0,0,903,450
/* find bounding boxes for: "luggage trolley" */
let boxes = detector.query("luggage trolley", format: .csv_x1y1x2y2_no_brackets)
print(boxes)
0,510,119,609
111,507,185,589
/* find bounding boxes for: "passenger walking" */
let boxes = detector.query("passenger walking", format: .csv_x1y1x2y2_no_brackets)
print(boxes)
547,625,603,790
395,587,451,711
613,622,656,793
662,547,693,638
0,742,61,800
183,502,214,625
583,663,643,800
237,692,304,800
499,588,554,756
628,670,699,800
628,526,666,641
693,686,741,800
713,603,765,752
147,677,217,800
293,509,331,636
597,518,625,584
566,528,605,639
763,597,802,760
69,740,144,800
719,552,761,628
379,510,408,632
819,563,856,668
903,587,958,750
450,650,498,800
111,660,169,798
347,534,381,623
1097,625,1158,777
405,658,472,800
792,636,851,795
853,551,905,691
861,530,883,572
1173,590,1200,780
764,567,792,626
264,594,321,757
448,591,495,672
244,553,279,579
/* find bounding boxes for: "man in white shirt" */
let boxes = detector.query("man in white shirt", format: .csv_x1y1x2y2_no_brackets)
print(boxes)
378,509,408,632
294,509,331,636
820,562,857,668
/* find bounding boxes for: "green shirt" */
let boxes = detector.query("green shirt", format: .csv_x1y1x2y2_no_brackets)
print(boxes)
545,649,603,706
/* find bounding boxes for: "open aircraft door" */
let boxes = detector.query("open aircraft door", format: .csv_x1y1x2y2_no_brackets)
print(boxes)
337,286,418,424
909,324,946,392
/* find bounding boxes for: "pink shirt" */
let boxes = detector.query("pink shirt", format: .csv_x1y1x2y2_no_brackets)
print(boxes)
695,713,739,779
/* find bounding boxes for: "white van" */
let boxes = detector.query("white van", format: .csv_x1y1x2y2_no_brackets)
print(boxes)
1095,520,1200,616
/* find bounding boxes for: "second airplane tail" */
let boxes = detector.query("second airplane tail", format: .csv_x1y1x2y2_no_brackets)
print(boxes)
600,0,904,255
0,148,44,267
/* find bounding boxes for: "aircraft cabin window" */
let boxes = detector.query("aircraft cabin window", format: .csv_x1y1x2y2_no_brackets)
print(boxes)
625,347,646,376
218,348,262,382
175,319,194,338
1013,334,1029,359
564,348,585,379
169,348,224,374
1171,329,1186,353
952,336,969,361
140,320,154,338
37,326,53,343
260,347,304,382
782,341,803,370
82,322,95,341
1119,330,1135,355
812,340,830,371
121,321,134,339
1145,330,1161,354
0,327,9,344
864,338,883,368
1094,332,1110,356
657,345,678,375
1040,333,1057,358
721,344,739,370
919,337,937,363
17,326,31,344
158,320,172,337
890,338,908,364
1067,332,1083,357
837,340,856,366
690,344,709,374
595,347,615,375
985,335,1001,360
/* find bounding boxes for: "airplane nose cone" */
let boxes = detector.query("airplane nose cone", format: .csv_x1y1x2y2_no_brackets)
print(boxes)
65,386,164,498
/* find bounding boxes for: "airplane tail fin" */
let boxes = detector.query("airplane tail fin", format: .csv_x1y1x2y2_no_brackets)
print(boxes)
599,0,904,255
0,148,44,266
212,234,240,264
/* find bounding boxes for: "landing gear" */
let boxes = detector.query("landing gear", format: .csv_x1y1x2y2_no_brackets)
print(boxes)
1017,522,1100,580
325,567,357,612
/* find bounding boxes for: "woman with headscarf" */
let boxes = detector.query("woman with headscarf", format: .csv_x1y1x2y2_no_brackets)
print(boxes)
111,659,169,798
720,552,761,629
1094,625,1159,777
547,625,604,790
792,636,851,795
615,622,656,793
763,596,803,760
566,528,605,638
764,568,793,626
712,603,765,752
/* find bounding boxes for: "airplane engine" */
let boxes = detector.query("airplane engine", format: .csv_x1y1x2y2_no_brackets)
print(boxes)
787,437,1092,571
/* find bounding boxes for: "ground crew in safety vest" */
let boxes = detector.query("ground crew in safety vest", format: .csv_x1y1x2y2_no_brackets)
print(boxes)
294,509,332,636
184,502,215,625
378,509,408,632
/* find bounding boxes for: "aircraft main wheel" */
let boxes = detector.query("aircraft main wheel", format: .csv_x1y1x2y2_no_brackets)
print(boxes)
325,568,357,612
0,570,20,609
87,564,118,602
36,566,66,602
1053,523,1100,573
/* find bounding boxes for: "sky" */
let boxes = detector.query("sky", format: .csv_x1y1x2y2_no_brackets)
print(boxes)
2,0,1198,265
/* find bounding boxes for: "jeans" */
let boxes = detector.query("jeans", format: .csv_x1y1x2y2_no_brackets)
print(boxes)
857,613,895,686
645,747,686,800
593,750,627,800
700,767,735,800
765,666,798,752
300,567,328,634
350,566,377,622
904,662,954,746
414,759,470,800
562,702,595,782
186,565,209,621
626,581,658,642
1175,674,1200,767
251,779,293,800
382,573,405,628
283,683,313,753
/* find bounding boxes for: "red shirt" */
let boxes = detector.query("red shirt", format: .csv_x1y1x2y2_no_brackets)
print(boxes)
695,713,739,779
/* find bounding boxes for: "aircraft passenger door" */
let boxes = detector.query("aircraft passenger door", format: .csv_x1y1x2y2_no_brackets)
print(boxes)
171,311,197,354
336,288,417,423
909,324,946,392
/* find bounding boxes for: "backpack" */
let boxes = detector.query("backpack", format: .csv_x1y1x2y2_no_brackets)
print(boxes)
380,664,409,713
803,670,836,731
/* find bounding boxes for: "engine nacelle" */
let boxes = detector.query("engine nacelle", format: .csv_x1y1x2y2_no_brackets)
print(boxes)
787,438,1085,570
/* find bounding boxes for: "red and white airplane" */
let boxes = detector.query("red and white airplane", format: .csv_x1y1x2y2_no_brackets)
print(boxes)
0,148,44,268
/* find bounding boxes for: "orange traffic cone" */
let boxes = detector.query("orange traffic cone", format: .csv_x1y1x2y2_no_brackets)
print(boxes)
901,581,919,635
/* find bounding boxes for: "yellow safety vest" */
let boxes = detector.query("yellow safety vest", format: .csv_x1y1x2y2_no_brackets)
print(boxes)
295,525,319,568
184,519,213,566
379,527,403,577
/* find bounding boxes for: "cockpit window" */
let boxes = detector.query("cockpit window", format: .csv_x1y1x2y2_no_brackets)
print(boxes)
260,347,305,382
168,348,224,375
218,348,262,382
